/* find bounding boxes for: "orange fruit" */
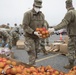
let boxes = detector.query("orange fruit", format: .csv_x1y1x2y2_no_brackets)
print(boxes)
32,72,37,75
22,68,28,74
26,68,31,73
18,65,24,70
42,27,46,31
2,58,7,62
0,57,3,62
0,62,6,68
42,35,46,38
6,60,12,65
36,28,40,31
11,61,16,66
46,34,49,37
1,74,4,75
45,30,49,34
10,67,17,74
41,31,46,35
54,70,59,75
16,74,22,75
7,74,12,75
30,67,37,72
16,67,22,73
6,68,11,74
39,28,43,32
0,68,3,74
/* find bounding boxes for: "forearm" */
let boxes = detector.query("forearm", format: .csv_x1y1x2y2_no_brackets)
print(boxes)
54,19,68,31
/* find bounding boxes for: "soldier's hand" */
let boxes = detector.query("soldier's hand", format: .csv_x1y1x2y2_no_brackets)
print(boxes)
34,31,42,38
48,28,55,35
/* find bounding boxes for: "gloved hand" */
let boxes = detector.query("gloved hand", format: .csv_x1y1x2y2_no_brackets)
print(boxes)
48,28,55,34
34,31,42,38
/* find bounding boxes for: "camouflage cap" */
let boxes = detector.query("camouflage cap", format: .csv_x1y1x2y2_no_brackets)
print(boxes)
65,0,73,8
33,0,42,8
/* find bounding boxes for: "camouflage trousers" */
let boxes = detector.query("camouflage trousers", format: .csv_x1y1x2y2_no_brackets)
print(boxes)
12,38,19,46
45,38,49,45
24,37,40,65
39,39,46,54
67,36,76,64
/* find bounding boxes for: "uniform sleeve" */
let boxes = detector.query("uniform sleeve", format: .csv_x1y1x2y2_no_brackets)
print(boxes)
44,20,49,29
22,12,34,34
54,11,73,31
42,13,45,27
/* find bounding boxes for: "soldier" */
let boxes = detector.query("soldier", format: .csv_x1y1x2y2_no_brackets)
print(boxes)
0,29,12,49
19,24,24,36
6,23,10,29
10,29,19,46
22,0,48,65
14,23,19,32
48,0,76,69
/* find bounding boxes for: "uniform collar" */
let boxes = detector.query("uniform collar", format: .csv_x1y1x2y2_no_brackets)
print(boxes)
67,7,74,11
31,8,41,15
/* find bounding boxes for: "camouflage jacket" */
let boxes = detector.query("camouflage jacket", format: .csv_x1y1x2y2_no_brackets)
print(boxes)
54,7,76,36
10,31,19,40
0,30,12,49
44,20,49,29
22,8,45,39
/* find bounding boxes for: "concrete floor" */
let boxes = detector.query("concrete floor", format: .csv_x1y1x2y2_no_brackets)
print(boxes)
12,46,71,73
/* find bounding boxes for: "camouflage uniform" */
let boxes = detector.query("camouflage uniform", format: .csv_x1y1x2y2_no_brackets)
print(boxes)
22,0,46,65
19,25,24,36
54,0,76,69
0,30,12,49
10,31,19,46
10,25,20,46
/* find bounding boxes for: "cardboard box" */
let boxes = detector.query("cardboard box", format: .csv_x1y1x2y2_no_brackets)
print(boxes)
50,43,62,51
16,40,25,49
52,43,62,50
54,40,64,43
45,46,52,51
60,44,68,54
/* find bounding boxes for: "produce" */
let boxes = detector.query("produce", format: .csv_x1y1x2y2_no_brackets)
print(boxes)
36,27,49,38
0,57,76,75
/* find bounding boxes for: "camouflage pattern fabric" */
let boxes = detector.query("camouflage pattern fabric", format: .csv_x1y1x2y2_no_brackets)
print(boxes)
24,37,40,65
10,26,20,46
22,9,45,39
67,36,76,63
0,30,12,49
10,31,19,46
39,39,46,54
54,8,76,36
